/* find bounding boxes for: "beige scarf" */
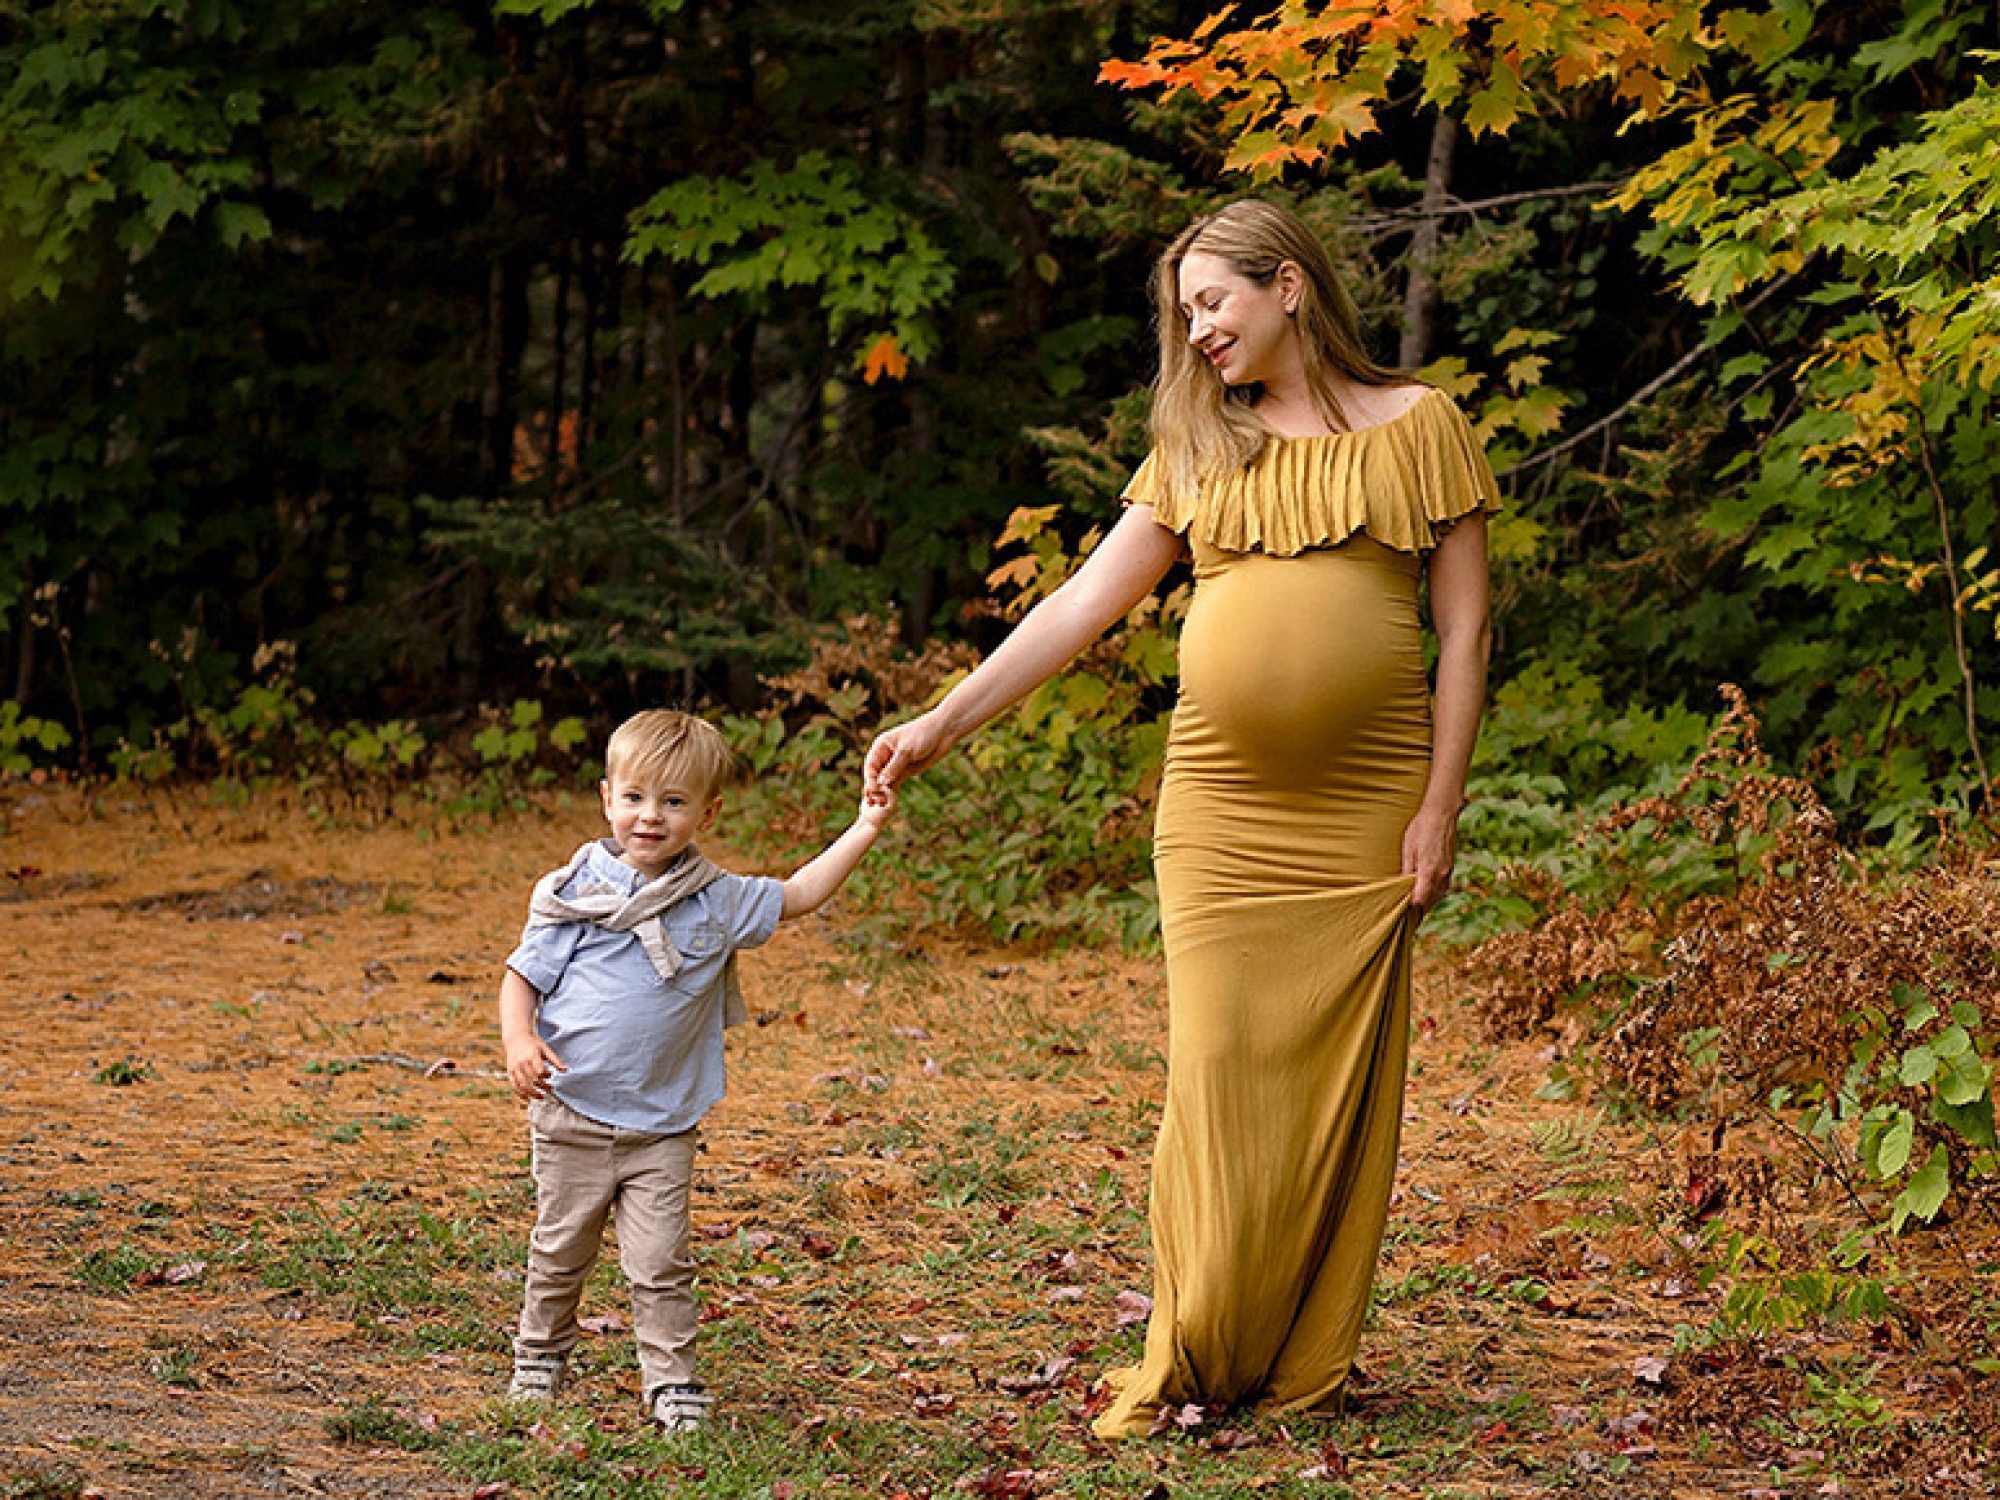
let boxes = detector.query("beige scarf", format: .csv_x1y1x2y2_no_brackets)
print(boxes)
525,842,748,1027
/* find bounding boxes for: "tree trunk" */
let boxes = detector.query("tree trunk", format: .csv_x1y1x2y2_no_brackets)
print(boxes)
1399,113,1458,371
481,250,531,495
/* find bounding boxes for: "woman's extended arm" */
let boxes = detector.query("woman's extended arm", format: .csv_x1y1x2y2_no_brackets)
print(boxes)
866,505,1184,792
1402,514,1492,912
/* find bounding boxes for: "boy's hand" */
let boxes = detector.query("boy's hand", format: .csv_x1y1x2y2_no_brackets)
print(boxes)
505,1036,567,1103
858,781,897,831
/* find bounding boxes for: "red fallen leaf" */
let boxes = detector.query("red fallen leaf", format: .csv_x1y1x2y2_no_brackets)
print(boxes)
1104,1145,1127,1160
792,1010,809,1028
577,1313,624,1335
162,1260,206,1285
996,1204,1018,1225
1204,1428,1256,1451
1299,1446,1349,1480
911,1392,957,1416
1474,1418,1509,1444
7,866,42,881
1684,1174,1727,1219
696,1221,735,1240
801,1232,838,1260
1631,1355,1671,1386
1173,1402,1207,1430
771,1485,796,1500
471,1483,510,1498
954,1468,1041,1498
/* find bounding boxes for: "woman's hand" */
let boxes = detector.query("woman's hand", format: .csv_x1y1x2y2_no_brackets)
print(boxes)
864,710,952,798
1400,799,1461,914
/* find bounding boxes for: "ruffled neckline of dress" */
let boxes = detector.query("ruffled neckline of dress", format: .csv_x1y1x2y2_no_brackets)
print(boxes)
1122,387,1502,558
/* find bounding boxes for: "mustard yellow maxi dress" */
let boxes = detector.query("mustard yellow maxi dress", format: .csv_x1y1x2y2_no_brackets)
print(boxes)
1094,388,1500,1440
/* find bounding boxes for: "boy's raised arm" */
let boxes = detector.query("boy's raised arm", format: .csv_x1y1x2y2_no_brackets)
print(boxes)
780,789,895,920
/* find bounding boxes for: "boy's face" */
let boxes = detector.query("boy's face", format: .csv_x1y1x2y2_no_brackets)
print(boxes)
599,769,721,880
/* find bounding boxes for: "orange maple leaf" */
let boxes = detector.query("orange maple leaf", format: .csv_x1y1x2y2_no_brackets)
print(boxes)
1098,58,1169,89
861,332,909,385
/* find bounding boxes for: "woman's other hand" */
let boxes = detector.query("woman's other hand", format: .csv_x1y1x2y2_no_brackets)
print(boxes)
1400,799,1460,914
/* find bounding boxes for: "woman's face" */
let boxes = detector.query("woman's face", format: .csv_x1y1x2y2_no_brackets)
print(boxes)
1176,249,1298,389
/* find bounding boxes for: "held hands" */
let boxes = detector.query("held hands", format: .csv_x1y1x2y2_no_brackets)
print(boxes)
864,711,949,800
504,1035,567,1104
1400,800,1461,915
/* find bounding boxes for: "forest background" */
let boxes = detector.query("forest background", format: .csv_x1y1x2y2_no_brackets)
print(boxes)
5,1,2000,1493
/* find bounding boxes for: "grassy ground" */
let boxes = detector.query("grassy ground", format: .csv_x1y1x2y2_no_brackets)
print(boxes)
0,782,1990,1499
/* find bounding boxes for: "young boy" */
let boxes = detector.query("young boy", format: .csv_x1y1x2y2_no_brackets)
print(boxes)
499,709,891,1431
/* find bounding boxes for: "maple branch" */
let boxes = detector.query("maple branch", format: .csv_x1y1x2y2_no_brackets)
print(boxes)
1349,178,1630,232
1500,273,1801,479
1892,335,1996,811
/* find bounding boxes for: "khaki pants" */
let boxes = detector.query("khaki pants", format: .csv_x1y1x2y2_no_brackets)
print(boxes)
515,1094,699,1394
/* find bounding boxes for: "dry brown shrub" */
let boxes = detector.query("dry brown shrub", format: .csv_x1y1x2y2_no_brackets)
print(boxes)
1461,868,1655,1039
765,612,978,739
1465,686,2000,1127
1606,854,2000,1115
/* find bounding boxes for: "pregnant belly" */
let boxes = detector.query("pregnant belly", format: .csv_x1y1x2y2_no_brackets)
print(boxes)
1174,543,1430,791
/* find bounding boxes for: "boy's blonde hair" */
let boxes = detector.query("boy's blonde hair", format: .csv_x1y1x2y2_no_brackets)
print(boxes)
603,710,736,800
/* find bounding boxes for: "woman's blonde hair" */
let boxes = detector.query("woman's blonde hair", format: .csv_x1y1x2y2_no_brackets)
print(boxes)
1149,199,1399,505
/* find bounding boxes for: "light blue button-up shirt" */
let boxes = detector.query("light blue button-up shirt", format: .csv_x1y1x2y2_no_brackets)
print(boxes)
506,840,784,1134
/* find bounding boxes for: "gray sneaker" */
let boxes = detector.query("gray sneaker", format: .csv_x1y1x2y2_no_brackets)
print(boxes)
507,1350,567,1403
648,1382,712,1433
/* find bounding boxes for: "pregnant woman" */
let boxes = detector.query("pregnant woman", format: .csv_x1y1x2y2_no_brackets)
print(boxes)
865,198,1498,1438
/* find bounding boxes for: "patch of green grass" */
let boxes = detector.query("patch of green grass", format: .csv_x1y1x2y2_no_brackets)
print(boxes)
241,1195,521,1345
324,1396,436,1450
148,1343,199,1389
1,1464,86,1500
302,1058,367,1076
92,1057,154,1086
73,1243,160,1291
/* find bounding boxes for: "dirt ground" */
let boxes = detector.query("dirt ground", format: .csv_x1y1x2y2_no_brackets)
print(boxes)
0,783,1988,1499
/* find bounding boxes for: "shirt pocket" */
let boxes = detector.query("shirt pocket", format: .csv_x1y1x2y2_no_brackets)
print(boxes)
667,915,726,962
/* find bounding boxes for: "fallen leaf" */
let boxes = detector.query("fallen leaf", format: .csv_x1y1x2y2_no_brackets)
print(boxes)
577,1313,624,1335
1113,1289,1152,1327
1631,1355,1671,1386
801,1232,838,1260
